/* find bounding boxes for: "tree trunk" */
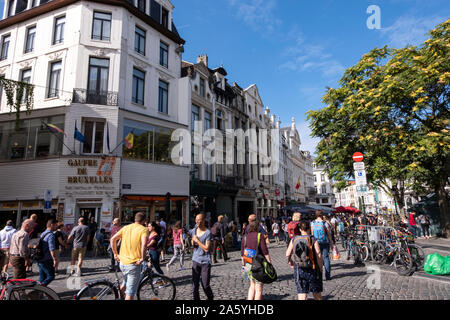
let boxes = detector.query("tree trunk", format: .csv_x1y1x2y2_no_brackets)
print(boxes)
437,184,450,238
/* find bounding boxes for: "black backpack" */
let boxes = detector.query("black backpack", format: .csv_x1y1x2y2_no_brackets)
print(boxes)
249,233,277,284
28,231,51,261
251,253,278,284
291,235,315,269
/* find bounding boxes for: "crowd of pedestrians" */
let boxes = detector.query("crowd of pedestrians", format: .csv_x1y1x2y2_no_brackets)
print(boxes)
0,206,435,300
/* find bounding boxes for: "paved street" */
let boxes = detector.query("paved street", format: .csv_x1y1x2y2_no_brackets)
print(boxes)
22,239,450,300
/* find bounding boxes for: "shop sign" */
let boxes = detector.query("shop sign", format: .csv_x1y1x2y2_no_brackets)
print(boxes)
60,157,120,198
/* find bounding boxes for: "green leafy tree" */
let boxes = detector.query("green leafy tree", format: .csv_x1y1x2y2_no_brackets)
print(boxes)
307,19,449,236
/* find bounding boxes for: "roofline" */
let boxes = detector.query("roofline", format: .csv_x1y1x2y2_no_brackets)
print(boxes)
0,0,185,45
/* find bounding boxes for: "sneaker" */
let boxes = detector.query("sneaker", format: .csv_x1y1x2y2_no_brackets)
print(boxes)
178,267,185,271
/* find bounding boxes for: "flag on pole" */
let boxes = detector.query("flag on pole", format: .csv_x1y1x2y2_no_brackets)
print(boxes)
296,178,301,190
43,123,67,137
124,132,134,149
74,121,89,146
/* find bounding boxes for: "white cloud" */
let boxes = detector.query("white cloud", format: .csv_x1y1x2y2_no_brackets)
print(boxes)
279,40,345,78
228,0,281,34
380,15,446,47
297,121,320,155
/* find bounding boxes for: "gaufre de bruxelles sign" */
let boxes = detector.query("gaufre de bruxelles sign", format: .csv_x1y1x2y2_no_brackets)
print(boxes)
61,157,120,198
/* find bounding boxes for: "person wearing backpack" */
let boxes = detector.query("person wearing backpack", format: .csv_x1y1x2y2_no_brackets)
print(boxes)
241,221,271,300
286,221,323,300
36,219,57,287
310,210,334,281
287,212,302,240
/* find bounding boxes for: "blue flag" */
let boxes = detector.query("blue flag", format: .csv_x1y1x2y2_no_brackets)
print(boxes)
74,121,89,146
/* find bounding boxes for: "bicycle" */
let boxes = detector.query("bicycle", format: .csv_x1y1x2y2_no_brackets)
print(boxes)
74,259,176,300
372,233,415,276
0,272,60,300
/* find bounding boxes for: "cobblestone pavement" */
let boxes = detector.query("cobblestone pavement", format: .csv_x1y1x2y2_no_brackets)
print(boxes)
22,241,450,300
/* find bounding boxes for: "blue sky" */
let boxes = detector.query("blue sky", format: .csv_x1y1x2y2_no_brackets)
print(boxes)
1,1,449,154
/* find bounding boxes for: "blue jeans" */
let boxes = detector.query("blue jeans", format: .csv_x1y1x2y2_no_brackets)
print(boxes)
319,242,331,280
149,250,164,275
38,260,55,286
285,232,290,245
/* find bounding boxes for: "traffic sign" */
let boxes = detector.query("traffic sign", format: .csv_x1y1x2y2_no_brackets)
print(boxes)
353,152,364,162
355,169,367,186
353,162,365,170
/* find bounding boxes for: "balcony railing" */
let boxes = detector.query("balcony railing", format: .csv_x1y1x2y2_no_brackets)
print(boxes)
72,89,118,106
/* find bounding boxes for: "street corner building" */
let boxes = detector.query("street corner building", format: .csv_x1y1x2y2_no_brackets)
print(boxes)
0,0,190,232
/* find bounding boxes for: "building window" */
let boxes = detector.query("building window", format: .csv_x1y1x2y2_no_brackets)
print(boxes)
321,173,325,182
47,61,62,98
122,119,174,164
199,78,205,97
204,111,212,132
132,67,145,105
87,57,110,104
321,184,327,194
150,0,161,23
20,68,31,103
53,16,65,44
135,26,146,55
7,0,15,17
31,0,38,8
0,35,10,61
158,80,168,113
137,0,146,12
192,105,200,132
0,116,65,162
314,175,317,182
92,11,111,41
216,110,223,131
82,120,104,154
24,26,36,53
160,41,168,68
161,7,169,28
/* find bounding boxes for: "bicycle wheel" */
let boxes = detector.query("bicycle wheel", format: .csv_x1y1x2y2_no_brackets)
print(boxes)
75,282,119,300
408,244,426,270
361,245,370,261
394,248,414,276
137,275,176,300
371,242,386,264
7,284,60,300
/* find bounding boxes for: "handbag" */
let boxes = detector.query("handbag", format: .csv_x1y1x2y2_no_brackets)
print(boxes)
250,233,277,284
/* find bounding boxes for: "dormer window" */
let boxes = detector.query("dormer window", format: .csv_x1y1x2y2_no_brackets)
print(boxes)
162,7,169,29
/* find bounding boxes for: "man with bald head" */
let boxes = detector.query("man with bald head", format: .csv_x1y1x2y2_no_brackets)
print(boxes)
246,214,269,244
108,218,122,272
9,219,33,279
67,217,90,276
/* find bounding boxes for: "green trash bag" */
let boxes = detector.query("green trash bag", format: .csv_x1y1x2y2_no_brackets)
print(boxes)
424,253,450,275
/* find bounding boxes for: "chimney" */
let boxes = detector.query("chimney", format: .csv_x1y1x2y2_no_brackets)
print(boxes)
270,114,275,124
197,54,208,67
276,117,281,129
291,117,296,130
265,106,270,116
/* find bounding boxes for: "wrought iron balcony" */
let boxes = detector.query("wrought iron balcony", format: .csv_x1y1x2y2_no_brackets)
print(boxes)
72,89,118,106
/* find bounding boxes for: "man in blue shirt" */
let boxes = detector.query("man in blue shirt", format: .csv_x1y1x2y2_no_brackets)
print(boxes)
37,219,57,287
